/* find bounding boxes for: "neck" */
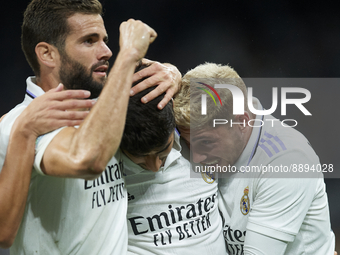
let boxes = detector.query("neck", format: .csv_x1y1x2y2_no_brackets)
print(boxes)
240,122,254,154
35,73,60,92
245,125,253,144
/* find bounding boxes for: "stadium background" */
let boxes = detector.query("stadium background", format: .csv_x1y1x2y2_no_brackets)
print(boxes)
1,0,339,253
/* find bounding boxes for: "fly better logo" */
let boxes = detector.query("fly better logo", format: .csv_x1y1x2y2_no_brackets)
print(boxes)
200,84,311,116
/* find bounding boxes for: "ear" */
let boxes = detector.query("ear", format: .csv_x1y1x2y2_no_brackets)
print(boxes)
35,42,60,69
235,111,251,132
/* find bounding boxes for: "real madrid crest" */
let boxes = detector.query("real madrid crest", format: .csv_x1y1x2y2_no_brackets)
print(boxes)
240,186,250,215
201,171,216,184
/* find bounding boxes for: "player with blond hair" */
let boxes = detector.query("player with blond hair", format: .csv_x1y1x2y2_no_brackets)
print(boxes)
174,62,335,255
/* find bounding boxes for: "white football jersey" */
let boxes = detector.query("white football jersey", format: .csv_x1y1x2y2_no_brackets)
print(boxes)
0,77,128,255
124,132,227,254
218,98,335,255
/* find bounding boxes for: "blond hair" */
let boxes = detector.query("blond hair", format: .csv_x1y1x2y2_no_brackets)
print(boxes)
174,62,247,129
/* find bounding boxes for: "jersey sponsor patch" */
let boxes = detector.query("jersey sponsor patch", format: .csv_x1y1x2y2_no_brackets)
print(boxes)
240,186,250,215
201,171,216,184
84,160,125,209
128,193,217,247
223,225,246,255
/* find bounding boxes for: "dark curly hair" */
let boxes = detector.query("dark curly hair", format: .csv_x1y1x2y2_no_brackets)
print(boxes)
120,63,176,156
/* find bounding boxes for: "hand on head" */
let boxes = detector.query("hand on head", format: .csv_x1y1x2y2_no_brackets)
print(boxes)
130,58,182,109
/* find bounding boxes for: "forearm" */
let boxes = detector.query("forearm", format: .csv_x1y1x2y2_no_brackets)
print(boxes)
0,122,36,248
48,51,138,175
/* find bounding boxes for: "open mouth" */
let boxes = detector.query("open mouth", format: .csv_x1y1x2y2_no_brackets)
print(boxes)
93,65,108,76
200,158,220,166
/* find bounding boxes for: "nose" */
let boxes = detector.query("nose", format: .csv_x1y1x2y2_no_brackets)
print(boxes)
98,41,112,61
192,151,207,164
144,155,163,172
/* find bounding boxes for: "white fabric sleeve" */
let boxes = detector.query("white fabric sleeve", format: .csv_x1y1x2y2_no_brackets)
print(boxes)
34,127,66,175
244,229,287,255
247,150,321,242
247,176,319,242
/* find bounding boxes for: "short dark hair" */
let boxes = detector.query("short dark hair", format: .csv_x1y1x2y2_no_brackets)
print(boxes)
120,63,176,156
21,0,102,76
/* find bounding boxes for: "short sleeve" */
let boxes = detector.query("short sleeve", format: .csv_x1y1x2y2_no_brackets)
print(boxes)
34,127,66,175
244,229,288,255
247,174,320,242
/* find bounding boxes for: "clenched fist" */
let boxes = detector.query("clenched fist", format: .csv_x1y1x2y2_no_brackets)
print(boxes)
119,19,157,61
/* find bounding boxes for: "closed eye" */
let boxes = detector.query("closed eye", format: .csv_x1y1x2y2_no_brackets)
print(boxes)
200,140,213,145
160,156,167,163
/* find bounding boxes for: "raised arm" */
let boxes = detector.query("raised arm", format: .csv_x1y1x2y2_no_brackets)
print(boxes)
0,85,93,248
40,19,157,179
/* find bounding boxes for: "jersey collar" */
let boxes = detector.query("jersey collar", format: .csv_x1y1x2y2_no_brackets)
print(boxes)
234,97,264,170
25,76,45,99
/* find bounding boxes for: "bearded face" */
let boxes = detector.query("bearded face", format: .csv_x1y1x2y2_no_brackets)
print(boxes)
59,51,109,99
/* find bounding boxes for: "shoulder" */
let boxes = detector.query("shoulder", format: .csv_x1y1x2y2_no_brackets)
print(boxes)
0,102,28,170
0,103,28,135
253,117,319,168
